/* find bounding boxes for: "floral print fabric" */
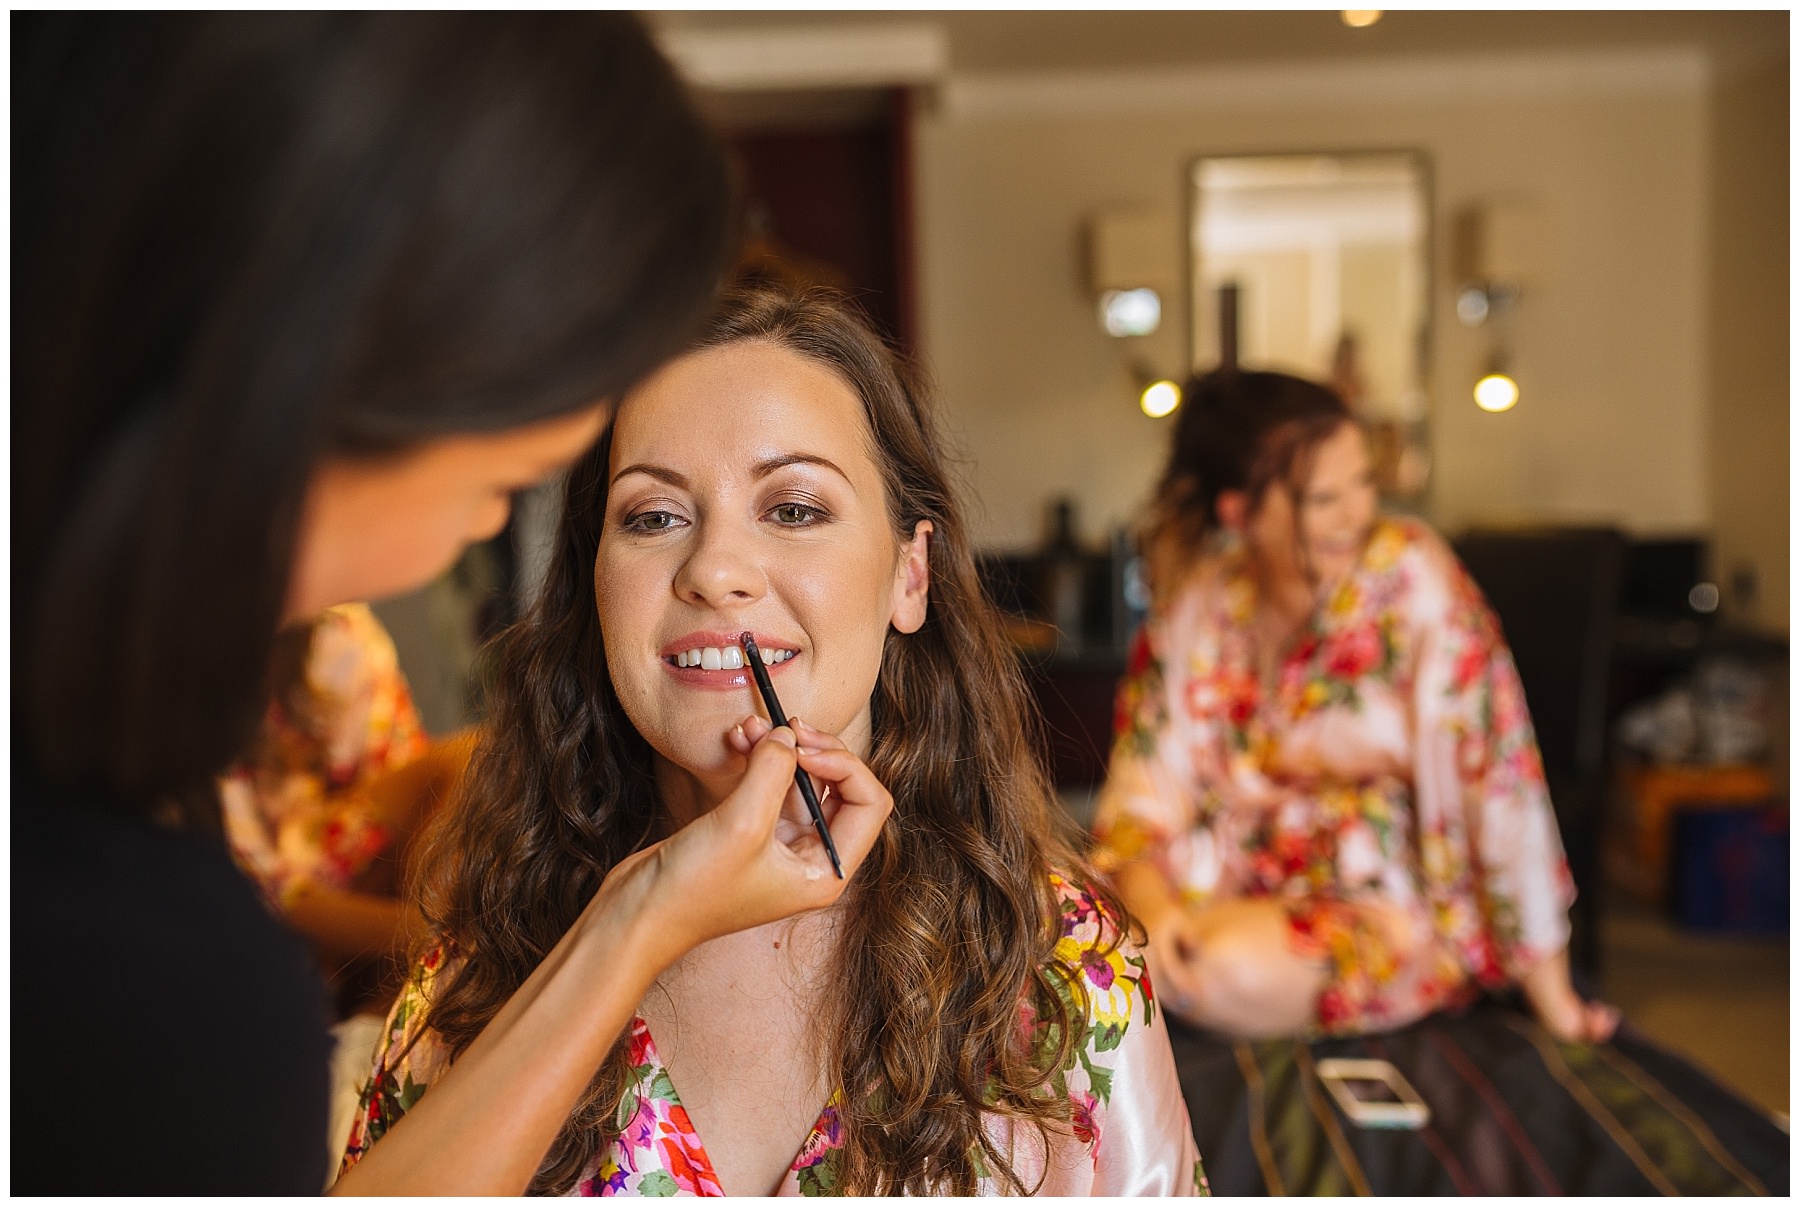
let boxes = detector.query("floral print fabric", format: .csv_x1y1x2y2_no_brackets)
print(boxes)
339,874,1205,1195
1093,517,1575,1035
219,602,429,909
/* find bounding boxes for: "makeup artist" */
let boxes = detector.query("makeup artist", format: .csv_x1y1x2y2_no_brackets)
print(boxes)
13,14,889,1196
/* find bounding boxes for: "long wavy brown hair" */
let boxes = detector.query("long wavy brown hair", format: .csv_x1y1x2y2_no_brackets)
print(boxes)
410,284,1120,1194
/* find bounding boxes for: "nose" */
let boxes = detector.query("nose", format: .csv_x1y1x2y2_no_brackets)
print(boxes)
673,518,766,608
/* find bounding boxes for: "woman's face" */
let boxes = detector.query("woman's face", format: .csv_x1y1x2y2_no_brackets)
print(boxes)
286,402,610,621
1243,420,1378,586
596,339,930,793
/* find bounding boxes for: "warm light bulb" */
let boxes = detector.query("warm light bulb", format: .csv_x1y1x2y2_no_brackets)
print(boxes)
1341,11,1383,28
1141,380,1182,418
1473,373,1519,413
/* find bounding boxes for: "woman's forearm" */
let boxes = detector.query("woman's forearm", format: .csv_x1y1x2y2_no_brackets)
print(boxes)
1519,945,1580,1020
283,887,416,961
329,726,888,1194
1111,858,1185,938
327,873,671,1195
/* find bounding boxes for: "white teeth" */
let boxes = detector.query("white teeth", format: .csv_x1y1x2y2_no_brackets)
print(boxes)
672,644,796,668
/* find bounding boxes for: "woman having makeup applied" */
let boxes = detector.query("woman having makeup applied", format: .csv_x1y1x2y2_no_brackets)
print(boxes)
341,285,1206,1196
16,14,886,1196
1092,369,1617,1044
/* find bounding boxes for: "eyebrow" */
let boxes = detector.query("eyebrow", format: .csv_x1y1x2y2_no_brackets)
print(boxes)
610,452,854,490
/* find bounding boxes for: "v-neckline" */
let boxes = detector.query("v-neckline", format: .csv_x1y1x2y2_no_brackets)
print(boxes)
628,1016,838,1196
1223,521,1380,689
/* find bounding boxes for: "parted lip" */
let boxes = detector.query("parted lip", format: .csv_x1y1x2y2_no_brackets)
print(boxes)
657,630,800,659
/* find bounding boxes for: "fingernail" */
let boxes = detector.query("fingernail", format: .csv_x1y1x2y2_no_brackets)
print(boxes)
768,727,797,748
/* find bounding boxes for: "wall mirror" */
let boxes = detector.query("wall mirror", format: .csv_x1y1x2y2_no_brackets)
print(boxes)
1189,151,1432,501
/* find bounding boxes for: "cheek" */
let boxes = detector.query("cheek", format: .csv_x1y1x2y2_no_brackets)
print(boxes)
796,548,896,678
593,547,666,704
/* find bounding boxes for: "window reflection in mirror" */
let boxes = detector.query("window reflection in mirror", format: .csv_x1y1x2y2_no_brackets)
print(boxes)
1190,152,1432,503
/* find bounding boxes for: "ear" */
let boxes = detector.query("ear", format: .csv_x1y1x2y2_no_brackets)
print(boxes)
888,520,933,635
1215,489,1250,534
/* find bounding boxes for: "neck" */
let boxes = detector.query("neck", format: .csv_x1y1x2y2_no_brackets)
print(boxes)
654,762,733,833
1247,552,1317,628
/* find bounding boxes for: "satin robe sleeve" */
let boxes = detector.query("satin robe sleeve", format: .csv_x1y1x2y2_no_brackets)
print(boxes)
1402,532,1575,986
1024,877,1208,1196
1087,987,1207,1195
1089,594,1210,891
336,949,456,1180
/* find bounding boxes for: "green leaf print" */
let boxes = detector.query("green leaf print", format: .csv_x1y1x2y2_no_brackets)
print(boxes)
797,1155,841,1197
396,1072,426,1112
613,1085,642,1132
648,1070,678,1103
1090,1021,1127,1054
637,1170,680,1197
1086,1062,1115,1105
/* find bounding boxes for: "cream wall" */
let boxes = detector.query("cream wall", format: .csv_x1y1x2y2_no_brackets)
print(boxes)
913,48,1719,562
1706,56,1788,634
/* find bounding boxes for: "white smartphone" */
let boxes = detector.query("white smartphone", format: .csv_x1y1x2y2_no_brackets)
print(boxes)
1315,1057,1432,1130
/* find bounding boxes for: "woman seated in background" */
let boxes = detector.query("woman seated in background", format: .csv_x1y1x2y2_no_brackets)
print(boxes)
1092,368,1618,1044
340,285,1204,1196
221,602,474,1018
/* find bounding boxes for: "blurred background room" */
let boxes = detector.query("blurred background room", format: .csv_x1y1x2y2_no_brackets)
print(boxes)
375,10,1788,1125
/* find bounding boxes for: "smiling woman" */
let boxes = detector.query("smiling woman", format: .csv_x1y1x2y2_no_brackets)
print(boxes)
1095,368,1617,1046
341,284,1207,1196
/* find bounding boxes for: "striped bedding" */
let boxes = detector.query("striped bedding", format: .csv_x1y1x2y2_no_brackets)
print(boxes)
1170,997,1787,1196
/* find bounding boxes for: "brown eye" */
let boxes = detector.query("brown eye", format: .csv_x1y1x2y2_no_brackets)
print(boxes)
624,510,682,534
769,502,826,526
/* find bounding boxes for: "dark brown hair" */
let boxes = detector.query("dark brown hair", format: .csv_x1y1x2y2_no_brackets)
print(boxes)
15,13,732,828
1142,368,1354,595
414,285,1112,1194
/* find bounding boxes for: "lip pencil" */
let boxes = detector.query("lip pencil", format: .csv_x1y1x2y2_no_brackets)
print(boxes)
739,632,844,879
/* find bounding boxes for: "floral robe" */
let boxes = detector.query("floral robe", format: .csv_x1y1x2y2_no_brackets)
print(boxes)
220,602,429,910
1092,517,1574,1035
338,875,1206,1196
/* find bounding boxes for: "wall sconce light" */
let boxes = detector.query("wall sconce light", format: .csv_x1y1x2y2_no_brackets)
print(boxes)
1083,209,1181,411
1140,378,1182,418
1083,208,1175,338
1453,202,1548,412
1341,11,1383,29
1099,287,1162,337
1473,368,1519,413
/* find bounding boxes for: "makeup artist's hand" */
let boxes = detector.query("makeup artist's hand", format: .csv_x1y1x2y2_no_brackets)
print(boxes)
331,720,887,1198
726,715,874,845
601,717,892,967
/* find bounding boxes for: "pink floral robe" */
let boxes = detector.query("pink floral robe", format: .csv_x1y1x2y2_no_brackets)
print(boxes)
219,602,429,910
1092,517,1575,1034
338,875,1206,1195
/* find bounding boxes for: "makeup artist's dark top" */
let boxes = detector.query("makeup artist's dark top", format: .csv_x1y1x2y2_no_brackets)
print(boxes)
13,776,333,1194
